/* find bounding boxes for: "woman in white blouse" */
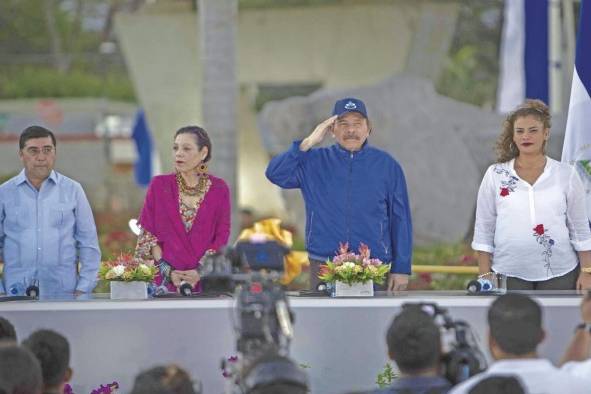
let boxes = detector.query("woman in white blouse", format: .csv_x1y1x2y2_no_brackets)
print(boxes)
472,100,591,290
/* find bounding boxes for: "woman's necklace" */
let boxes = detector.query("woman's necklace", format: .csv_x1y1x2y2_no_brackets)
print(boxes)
177,172,209,197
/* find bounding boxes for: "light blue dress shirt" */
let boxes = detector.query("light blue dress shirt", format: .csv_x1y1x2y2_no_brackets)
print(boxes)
0,170,100,295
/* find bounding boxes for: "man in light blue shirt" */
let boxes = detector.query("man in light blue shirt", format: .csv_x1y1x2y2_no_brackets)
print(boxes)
0,125,100,296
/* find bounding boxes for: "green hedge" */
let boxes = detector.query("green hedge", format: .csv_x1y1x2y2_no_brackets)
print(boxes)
0,67,136,102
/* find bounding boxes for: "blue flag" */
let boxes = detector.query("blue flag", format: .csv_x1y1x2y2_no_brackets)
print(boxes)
497,0,549,112
563,0,591,222
131,109,155,187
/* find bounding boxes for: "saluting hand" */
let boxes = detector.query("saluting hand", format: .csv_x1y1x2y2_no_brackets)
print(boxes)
299,115,337,152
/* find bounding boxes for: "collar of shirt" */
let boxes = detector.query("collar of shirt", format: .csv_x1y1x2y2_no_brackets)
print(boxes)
487,358,555,374
389,375,451,390
332,140,370,158
507,156,554,181
14,169,58,188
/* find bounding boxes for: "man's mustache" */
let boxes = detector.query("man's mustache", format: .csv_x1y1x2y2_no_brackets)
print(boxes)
343,135,360,140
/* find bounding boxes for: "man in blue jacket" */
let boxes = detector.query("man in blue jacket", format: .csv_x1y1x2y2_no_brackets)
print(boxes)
266,98,412,291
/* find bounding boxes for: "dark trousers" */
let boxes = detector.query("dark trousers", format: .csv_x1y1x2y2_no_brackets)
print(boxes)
506,266,579,290
309,258,324,291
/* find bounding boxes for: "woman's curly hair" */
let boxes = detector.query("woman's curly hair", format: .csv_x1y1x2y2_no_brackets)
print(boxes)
496,99,551,163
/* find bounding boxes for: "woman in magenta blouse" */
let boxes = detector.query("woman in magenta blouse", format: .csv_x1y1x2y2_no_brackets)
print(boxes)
134,126,231,293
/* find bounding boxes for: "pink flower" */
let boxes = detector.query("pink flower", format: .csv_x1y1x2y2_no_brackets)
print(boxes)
358,243,371,259
338,242,350,255
500,187,510,197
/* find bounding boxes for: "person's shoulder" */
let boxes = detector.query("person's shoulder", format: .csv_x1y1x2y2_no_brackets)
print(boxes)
0,173,20,191
548,157,576,176
365,145,403,168
148,173,175,187
447,373,484,394
558,360,591,384
54,171,83,190
490,160,512,171
207,174,230,193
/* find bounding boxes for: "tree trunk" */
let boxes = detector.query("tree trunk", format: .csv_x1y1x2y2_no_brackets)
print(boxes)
43,0,69,73
198,0,239,238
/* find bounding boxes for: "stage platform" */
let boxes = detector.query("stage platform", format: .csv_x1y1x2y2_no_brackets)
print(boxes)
0,291,585,393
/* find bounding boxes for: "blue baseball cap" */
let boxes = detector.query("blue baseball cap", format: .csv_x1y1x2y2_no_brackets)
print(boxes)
332,97,368,118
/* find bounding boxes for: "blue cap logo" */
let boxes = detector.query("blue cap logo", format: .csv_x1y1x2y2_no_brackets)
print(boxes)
344,101,357,110
332,97,368,118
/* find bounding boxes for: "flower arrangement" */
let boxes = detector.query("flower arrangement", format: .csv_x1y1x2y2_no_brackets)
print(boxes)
318,243,390,286
91,382,119,394
98,253,156,282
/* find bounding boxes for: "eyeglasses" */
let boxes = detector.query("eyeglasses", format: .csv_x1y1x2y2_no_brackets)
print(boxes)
24,146,55,156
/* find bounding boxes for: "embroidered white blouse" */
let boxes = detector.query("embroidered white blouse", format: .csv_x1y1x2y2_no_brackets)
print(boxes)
472,157,591,281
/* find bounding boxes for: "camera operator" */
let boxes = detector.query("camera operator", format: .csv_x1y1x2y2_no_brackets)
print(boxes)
240,351,308,394
368,307,452,394
559,292,591,379
450,294,590,394
201,241,309,393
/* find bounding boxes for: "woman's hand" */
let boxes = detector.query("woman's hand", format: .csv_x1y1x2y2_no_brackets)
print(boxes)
170,270,183,288
180,269,201,288
576,272,591,291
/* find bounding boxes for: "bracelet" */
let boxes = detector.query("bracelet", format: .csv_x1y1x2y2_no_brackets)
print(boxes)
157,259,173,282
580,267,591,274
574,322,591,333
478,272,494,279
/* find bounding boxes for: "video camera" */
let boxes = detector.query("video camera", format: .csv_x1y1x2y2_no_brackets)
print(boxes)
198,240,290,293
201,240,308,393
402,302,488,385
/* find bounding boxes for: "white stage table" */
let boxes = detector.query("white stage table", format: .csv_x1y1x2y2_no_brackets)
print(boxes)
0,291,585,394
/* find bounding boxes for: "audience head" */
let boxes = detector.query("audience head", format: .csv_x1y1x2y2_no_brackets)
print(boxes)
130,365,199,394
22,329,71,389
468,376,525,394
386,306,441,375
0,317,17,343
0,343,43,394
243,353,309,394
487,293,544,358
239,208,256,230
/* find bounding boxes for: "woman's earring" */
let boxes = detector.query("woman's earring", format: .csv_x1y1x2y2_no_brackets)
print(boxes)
197,163,208,174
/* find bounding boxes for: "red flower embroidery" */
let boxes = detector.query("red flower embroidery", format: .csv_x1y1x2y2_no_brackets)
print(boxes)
500,187,510,197
534,224,545,235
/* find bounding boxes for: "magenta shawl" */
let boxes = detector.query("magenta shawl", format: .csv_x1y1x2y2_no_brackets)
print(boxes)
138,173,231,284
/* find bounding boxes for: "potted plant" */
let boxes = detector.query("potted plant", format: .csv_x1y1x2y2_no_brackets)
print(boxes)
318,243,390,297
98,254,156,300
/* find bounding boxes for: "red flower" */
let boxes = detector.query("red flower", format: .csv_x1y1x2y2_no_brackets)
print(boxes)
534,224,545,235
318,265,330,276
500,187,510,197
419,272,432,284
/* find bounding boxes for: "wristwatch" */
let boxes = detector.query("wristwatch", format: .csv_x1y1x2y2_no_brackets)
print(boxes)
581,266,591,274
575,322,591,333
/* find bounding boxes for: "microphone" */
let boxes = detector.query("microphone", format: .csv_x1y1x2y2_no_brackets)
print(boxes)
179,281,193,296
26,279,39,298
466,279,494,294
